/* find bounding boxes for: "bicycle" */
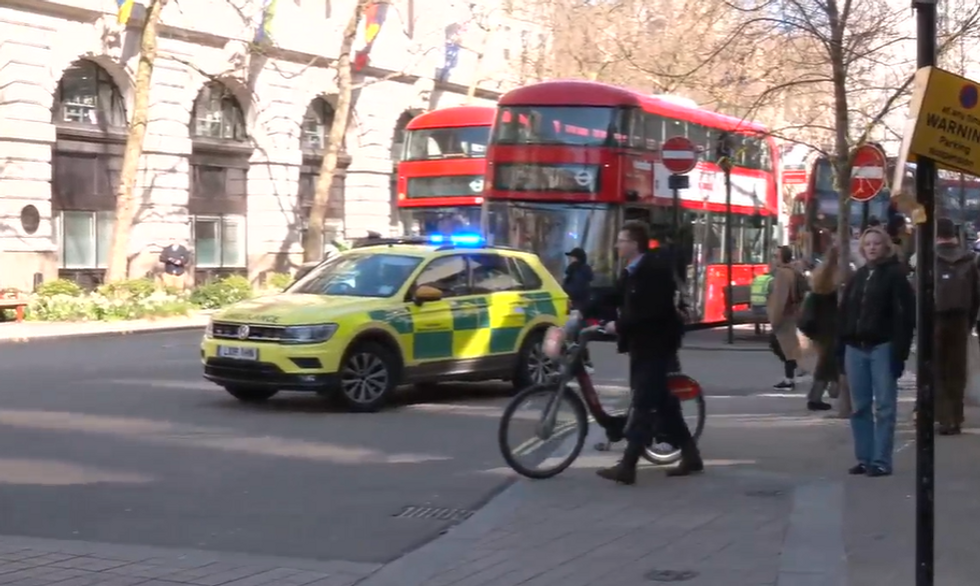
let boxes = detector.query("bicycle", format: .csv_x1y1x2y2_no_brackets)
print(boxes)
497,312,706,479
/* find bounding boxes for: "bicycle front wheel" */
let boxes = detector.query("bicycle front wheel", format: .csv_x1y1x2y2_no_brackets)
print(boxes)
498,384,588,479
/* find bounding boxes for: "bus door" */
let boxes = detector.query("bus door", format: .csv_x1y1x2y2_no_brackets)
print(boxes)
622,205,701,319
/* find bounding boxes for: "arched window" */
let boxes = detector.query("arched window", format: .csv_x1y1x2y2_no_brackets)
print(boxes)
301,98,335,151
53,60,126,128
50,60,127,287
192,82,247,141
298,97,348,243
391,110,417,163
189,82,251,281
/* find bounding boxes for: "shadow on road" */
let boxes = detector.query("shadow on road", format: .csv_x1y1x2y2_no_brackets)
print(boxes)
202,381,516,415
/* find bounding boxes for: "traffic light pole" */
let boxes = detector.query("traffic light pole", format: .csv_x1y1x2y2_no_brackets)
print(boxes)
913,1,937,585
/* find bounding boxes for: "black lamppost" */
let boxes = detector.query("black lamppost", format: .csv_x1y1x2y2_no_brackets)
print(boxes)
716,132,735,345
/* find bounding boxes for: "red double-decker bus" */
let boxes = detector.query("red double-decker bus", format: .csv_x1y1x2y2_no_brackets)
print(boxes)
483,80,780,325
788,155,894,258
395,106,495,235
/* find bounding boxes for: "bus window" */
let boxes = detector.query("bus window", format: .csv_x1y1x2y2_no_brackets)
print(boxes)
666,118,687,139
738,136,761,169
742,216,768,264
705,215,725,264
688,124,710,160
759,139,773,171
644,114,665,150
628,109,646,150
492,105,625,147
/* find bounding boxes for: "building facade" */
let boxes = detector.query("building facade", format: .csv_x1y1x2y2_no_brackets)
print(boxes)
0,0,545,290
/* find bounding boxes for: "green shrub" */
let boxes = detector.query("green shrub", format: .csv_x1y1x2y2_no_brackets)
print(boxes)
190,275,254,309
96,278,156,301
35,279,83,298
266,272,293,291
27,288,196,322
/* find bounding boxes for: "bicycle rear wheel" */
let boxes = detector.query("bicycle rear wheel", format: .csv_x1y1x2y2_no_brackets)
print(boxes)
498,384,588,479
643,393,706,465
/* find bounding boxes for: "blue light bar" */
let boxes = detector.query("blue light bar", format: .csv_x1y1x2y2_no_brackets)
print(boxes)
427,233,485,246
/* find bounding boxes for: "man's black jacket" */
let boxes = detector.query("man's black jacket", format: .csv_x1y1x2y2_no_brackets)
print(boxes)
614,249,685,355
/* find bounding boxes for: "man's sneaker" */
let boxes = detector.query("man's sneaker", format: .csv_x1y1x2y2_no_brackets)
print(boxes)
773,380,795,390
807,400,833,411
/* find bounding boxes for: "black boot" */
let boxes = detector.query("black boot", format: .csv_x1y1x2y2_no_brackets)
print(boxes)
666,440,704,477
596,442,641,485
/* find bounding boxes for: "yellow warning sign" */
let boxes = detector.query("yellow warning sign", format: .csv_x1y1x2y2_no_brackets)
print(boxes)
904,66,980,176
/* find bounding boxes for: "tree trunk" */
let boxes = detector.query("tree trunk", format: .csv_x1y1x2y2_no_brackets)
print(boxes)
302,0,371,263
827,6,852,271
105,0,167,282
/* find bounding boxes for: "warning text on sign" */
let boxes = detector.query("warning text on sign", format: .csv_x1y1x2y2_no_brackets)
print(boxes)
907,67,980,176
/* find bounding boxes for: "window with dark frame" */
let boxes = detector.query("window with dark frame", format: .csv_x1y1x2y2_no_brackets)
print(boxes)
52,210,115,269
302,98,337,152
192,82,248,141
54,60,126,128
51,60,127,272
189,81,250,271
469,254,523,293
191,215,245,268
508,257,543,290
414,255,470,298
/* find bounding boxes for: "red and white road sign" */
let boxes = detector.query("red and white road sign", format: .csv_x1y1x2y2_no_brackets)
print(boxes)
661,136,698,175
850,143,887,202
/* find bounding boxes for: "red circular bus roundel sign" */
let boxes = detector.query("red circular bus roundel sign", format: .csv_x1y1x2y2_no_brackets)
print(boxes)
661,136,698,175
850,143,887,202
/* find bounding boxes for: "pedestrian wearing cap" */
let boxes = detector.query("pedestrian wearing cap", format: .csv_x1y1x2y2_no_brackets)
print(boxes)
563,248,593,313
564,247,595,373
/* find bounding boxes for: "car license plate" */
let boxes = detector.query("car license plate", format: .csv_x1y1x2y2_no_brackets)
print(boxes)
217,346,258,360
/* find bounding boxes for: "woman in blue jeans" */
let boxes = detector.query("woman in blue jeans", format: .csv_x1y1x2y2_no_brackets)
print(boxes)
837,227,916,477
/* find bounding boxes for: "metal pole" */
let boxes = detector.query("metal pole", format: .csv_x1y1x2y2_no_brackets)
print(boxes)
672,181,681,236
725,167,734,345
862,201,871,230
914,1,937,585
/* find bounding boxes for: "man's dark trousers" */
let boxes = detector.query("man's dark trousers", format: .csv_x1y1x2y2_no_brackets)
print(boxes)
625,347,693,448
938,313,970,429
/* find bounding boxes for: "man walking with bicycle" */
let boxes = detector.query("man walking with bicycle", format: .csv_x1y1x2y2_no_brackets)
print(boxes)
597,221,703,485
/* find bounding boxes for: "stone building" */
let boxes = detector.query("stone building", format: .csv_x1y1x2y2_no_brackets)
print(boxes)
0,0,547,290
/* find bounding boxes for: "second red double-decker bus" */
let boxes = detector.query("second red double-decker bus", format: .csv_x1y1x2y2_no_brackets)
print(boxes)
395,106,495,235
483,80,780,326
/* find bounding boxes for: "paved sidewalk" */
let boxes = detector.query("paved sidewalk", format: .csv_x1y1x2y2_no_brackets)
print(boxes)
0,315,209,343
0,535,379,586
354,374,974,586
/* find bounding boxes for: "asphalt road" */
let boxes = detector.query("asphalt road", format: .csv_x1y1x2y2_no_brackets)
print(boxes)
0,329,796,565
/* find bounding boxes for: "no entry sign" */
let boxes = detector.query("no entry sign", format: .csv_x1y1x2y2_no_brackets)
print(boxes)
851,143,887,202
661,136,698,175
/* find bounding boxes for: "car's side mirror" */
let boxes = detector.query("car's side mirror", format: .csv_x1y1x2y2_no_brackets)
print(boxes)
413,284,443,305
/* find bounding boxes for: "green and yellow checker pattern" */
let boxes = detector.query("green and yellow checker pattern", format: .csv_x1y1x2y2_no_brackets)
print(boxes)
366,291,563,364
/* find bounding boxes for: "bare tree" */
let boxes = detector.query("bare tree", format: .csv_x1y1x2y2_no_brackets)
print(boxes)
718,0,980,265
105,0,168,282
538,0,774,111
302,0,372,262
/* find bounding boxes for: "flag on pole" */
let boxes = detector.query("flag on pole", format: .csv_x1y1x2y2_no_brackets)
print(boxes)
116,0,135,24
254,0,279,44
353,2,389,70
